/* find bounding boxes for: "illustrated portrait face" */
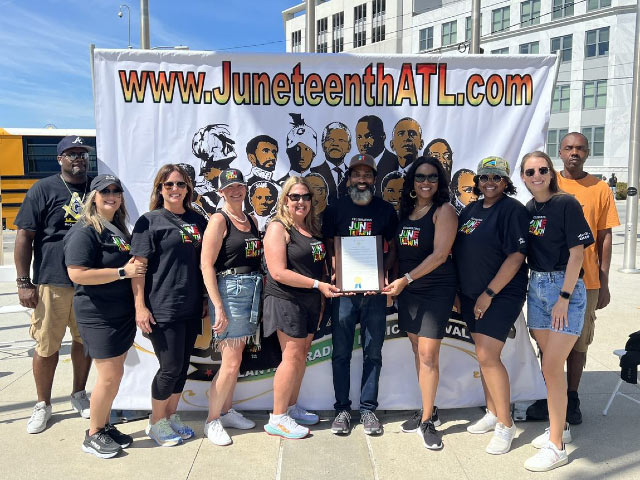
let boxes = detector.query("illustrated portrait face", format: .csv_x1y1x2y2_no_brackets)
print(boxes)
382,174,404,211
287,142,315,173
456,170,478,206
251,142,278,171
322,123,351,164
249,181,277,216
391,118,423,163
426,139,453,178
305,173,328,214
356,116,385,158
191,124,236,181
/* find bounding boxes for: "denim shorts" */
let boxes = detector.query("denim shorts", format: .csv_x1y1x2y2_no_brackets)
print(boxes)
209,272,262,344
527,270,586,337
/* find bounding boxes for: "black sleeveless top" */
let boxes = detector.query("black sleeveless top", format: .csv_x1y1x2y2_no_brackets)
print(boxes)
214,210,263,272
396,206,456,293
265,221,326,301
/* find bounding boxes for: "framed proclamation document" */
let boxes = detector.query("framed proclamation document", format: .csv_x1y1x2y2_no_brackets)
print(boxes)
334,235,385,292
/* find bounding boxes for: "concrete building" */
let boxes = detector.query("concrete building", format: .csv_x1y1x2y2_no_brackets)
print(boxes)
282,0,637,180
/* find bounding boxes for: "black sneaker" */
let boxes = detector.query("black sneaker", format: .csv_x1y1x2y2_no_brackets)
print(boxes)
82,428,122,458
401,406,441,433
105,424,133,448
418,420,443,450
431,406,441,427
526,399,549,421
566,391,582,425
360,410,382,435
331,410,351,435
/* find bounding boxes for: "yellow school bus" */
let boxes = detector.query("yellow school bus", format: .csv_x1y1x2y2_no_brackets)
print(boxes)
0,128,97,229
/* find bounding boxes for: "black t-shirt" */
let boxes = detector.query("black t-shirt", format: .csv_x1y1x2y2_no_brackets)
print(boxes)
453,196,529,299
213,211,263,272
322,195,398,240
265,222,326,301
63,221,134,324
397,206,456,293
526,194,594,272
15,174,92,286
130,208,208,322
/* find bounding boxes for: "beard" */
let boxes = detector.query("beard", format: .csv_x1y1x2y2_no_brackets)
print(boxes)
348,184,374,206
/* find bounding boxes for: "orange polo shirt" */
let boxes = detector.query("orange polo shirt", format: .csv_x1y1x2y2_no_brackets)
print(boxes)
557,173,620,289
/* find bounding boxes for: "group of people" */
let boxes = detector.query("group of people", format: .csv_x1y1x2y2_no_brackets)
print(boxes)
16,132,618,472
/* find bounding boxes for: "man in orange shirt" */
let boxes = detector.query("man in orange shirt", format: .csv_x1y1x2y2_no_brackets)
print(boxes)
527,132,620,425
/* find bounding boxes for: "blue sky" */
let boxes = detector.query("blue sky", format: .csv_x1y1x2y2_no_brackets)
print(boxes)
0,0,294,128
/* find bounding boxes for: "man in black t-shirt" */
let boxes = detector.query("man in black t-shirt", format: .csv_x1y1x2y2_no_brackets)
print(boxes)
322,154,398,436
15,135,94,434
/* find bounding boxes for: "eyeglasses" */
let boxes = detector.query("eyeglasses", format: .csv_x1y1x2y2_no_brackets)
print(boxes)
63,152,89,161
99,188,123,195
524,167,550,177
477,174,504,183
415,173,439,184
287,193,313,202
162,181,187,189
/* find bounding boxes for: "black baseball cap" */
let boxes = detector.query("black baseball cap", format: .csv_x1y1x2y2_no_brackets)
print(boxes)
57,135,94,155
91,174,123,192
217,168,246,190
348,153,377,174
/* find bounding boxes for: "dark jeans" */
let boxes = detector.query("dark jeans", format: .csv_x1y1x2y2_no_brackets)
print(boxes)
331,294,387,412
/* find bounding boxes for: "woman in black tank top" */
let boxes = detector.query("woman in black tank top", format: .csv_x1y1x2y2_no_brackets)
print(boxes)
382,157,458,450
262,177,341,439
201,169,262,446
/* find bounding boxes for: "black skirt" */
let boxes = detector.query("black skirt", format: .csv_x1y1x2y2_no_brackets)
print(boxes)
76,315,136,359
262,293,322,339
397,285,457,339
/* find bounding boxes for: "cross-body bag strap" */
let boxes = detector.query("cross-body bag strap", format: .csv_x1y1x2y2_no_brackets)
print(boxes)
101,219,131,243
161,210,201,249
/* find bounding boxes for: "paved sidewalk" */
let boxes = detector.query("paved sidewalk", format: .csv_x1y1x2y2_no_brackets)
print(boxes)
0,218,638,480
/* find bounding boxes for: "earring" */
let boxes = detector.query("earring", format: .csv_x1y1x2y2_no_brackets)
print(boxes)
410,190,417,199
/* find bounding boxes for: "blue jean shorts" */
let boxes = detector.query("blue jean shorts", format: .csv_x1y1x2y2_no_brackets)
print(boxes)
527,270,586,337
209,272,262,344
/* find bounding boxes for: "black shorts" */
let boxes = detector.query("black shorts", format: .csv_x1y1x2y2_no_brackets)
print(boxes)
76,315,136,359
397,286,456,339
460,291,525,343
262,293,322,339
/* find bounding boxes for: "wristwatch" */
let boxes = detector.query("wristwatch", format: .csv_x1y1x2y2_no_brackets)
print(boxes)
559,290,571,299
312,279,319,289
118,267,126,280
404,272,414,284
484,287,496,298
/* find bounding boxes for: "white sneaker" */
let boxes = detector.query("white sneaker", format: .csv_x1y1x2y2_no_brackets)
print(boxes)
220,408,255,430
531,423,572,449
204,418,232,446
524,441,569,472
146,418,182,447
70,390,91,419
467,409,497,434
485,421,517,455
263,414,310,439
27,401,52,434
287,404,319,426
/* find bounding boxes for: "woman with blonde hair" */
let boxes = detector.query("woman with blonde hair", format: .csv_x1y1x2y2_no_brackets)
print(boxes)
64,174,146,458
262,176,341,439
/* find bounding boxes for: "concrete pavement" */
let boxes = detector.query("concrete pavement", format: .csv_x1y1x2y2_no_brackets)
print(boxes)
0,210,639,480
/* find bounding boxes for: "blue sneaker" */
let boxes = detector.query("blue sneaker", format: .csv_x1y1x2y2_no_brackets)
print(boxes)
146,418,182,447
169,413,195,440
287,404,319,426
264,414,309,439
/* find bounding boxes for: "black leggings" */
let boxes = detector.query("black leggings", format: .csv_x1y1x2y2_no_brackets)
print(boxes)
147,319,200,401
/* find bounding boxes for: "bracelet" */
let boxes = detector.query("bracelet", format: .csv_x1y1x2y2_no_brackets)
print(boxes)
17,277,34,289
404,272,414,284
484,287,496,298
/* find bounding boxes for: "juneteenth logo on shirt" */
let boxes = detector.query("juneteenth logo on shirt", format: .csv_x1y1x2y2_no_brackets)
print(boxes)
179,224,202,243
529,217,547,236
348,218,372,236
245,238,262,258
399,226,420,246
112,235,131,252
311,241,326,262
459,218,482,235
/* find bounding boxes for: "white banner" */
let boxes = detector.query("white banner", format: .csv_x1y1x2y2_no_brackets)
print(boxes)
93,49,550,410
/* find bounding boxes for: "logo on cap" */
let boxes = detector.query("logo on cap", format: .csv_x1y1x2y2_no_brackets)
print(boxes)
483,158,497,167
72,137,84,145
226,170,238,180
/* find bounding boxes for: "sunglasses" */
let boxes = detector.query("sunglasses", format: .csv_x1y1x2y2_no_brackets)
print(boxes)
63,152,89,161
415,173,439,184
477,174,504,183
162,181,187,189
287,193,313,202
524,167,550,177
99,188,123,195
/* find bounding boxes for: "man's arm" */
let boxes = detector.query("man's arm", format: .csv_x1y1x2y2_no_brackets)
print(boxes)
596,228,612,309
14,228,38,308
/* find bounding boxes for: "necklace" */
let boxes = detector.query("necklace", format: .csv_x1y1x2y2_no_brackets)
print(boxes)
413,202,433,217
223,206,247,223
533,199,547,213
59,174,88,203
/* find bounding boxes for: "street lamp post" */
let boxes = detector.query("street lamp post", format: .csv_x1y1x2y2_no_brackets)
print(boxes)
117,4,132,49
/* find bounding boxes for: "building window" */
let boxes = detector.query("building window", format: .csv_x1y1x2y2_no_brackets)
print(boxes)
465,15,482,41
581,126,605,156
519,41,539,54
552,0,574,20
441,20,457,47
317,17,328,53
585,27,609,58
491,47,510,54
24,136,97,175
520,0,540,27
419,27,433,51
551,34,572,62
552,85,570,113
354,3,367,48
492,7,510,33
583,80,607,109
291,30,302,52
332,12,344,53
587,0,611,11
547,128,568,157
372,0,386,43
